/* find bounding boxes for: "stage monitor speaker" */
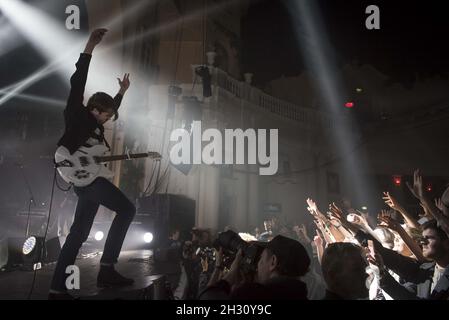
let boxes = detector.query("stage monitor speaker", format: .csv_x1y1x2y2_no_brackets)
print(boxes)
137,194,195,248
6,237,25,268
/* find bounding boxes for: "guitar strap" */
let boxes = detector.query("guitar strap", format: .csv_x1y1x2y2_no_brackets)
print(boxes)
103,134,111,151
99,127,111,151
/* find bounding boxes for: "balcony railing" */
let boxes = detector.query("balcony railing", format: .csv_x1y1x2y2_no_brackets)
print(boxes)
212,67,336,130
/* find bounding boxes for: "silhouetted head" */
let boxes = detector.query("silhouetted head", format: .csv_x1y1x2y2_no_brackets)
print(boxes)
87,92,118,124
321,242,369,300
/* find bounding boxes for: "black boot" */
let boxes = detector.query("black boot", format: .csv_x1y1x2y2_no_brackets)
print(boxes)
97,265,134,288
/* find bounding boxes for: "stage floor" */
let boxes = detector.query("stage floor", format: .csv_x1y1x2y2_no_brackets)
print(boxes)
0,250,159,300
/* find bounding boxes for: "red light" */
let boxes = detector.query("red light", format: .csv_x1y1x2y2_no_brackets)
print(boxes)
345,102,355,108
426,184,432,192
393,175,401,186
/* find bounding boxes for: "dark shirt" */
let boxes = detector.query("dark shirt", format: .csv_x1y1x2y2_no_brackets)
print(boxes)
57,53,122,154
199,276,308,300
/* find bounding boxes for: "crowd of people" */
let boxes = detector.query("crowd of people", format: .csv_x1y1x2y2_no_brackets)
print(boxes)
159,169,449,300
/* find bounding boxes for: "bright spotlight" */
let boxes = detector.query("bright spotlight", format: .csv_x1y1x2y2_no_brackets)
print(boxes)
94,231,104,241
143,232,153,244
22,236,36,255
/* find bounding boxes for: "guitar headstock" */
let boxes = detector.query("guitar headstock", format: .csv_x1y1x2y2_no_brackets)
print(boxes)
147,151,162,160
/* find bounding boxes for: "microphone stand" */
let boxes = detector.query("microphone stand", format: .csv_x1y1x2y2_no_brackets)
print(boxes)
18,164,36,238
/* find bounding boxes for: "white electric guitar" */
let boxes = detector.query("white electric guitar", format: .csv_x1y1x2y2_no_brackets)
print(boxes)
55,145,161,187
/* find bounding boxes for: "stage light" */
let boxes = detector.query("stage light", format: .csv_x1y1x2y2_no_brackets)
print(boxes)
143,232,153,244
285,0,377,208
393,175,402,186
426,184,432,192
0,0,150,107
361,206,368,210
94,231,104,241
356,88,363,93
22,236,36,255
22,236,44,270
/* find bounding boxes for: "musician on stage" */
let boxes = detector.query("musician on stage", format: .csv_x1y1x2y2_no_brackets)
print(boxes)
49,28,135,299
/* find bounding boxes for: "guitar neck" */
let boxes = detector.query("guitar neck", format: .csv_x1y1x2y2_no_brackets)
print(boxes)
97,153,150,163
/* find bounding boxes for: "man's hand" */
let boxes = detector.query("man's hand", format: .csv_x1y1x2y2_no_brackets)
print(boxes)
378,210,402,232
383,191,405,212
294,224,311,243
88,28,108,46
84,28,108,54
435,198,449,218
349,212,371,231
313,229,323,248
329,202,361,234
118,73,130,95
306,198,317,213
406,169,424,200
306,198,328,222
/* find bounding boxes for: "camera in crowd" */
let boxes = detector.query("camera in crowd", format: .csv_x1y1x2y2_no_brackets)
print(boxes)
195,247,216,261
213,230,265,274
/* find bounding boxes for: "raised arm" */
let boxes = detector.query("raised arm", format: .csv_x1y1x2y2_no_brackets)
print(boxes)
379,214,428,263
367,248,420,300
66,29,108,116
408,170,449,237
83,28,108,55
355,230,424,283
383,191,420,229
113,73,130,111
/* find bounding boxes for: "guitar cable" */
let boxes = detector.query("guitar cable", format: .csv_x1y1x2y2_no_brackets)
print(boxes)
27,166,58,300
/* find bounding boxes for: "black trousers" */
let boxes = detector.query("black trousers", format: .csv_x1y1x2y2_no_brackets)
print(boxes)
50,178,135,291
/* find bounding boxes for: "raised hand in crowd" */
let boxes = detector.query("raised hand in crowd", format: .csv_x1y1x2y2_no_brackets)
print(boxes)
378,211,427,262
408,170,449,238
306,198,347,242
378,210,401,232
294,224,311,243
435,198,449,218
351,211,373,232
329,202,360,235
306,198,328,221
406,169,425,200
313,219,333,245
383,191,420,229
313,229,324,264
419,203,432,221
